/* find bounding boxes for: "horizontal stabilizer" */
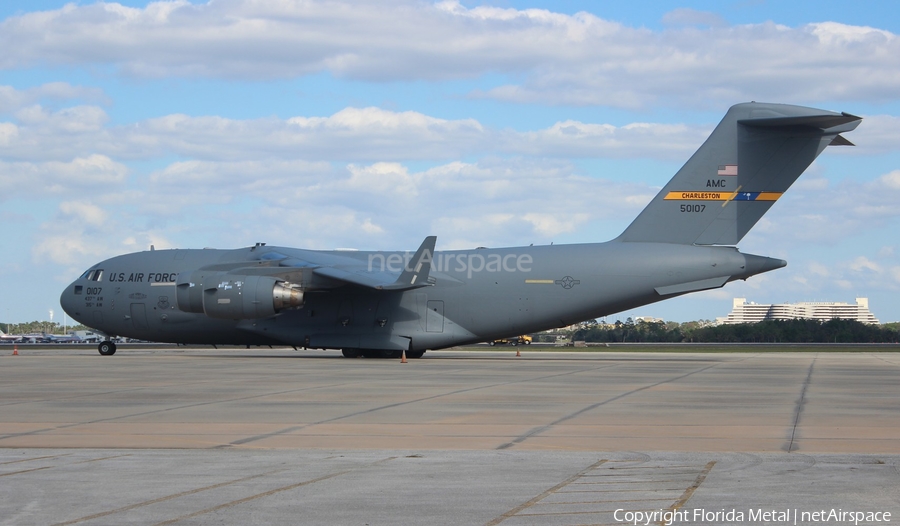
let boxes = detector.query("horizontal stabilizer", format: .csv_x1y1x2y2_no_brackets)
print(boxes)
738,112,861,130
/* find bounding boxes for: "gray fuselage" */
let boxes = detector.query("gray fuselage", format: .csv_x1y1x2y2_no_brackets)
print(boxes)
60,241,781,351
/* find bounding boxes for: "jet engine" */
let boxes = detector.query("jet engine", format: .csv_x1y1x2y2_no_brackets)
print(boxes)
175,272,303,320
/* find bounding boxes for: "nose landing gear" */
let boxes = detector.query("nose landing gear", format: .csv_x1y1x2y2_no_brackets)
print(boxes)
98,340,117,356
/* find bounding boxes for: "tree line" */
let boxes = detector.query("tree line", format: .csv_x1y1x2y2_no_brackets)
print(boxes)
571,318,900,344
4,319,899,344
1,321,91,335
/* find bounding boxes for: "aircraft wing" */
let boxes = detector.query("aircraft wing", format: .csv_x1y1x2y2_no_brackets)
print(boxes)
298,236,437,291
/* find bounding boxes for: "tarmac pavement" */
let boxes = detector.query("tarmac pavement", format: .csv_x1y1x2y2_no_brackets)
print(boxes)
0,348,898,525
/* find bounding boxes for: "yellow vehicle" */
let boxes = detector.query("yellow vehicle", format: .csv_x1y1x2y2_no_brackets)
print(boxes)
489,335,532,346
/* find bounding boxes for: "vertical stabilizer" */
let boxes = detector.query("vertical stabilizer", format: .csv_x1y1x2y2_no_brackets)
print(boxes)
616,102,861,245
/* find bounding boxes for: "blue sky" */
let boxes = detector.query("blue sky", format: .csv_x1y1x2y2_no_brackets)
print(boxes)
1,0,899,326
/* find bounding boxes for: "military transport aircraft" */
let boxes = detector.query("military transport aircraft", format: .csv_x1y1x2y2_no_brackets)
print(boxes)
60,102,861,357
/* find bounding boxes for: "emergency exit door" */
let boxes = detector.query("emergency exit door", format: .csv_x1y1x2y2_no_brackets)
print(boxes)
426,300,444,333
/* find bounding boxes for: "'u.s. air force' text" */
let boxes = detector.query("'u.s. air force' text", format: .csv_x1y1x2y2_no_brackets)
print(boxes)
108,272,177,283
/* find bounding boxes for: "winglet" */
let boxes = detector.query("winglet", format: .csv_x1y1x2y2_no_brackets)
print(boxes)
307,236,438,291
381,236,437,290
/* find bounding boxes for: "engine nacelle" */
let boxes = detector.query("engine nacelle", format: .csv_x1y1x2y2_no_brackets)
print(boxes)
175,270,218,313
176,273,303,319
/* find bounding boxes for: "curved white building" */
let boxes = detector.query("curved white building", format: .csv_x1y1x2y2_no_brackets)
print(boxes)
717,298,879,325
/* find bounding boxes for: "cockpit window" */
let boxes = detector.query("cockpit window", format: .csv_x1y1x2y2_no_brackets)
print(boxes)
85,269,104,281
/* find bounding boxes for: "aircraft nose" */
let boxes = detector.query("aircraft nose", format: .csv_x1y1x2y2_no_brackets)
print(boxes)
60,282,81,322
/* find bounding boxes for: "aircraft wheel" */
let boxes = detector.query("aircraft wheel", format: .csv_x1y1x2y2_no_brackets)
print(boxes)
98,341,117,356
342,348,361,358
406,350,425,359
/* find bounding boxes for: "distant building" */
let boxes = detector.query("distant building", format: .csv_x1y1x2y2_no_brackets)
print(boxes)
717,298,879,325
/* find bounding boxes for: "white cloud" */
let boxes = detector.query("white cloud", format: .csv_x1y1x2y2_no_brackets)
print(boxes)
808,262,830,277
32,199,174,267
59,201,108,227
1,2,898,108
743,165,900,249
879,170,900,189
848,256,881,273
45,155,652,255
891,266,900,286
0,93,891,289
662,8,727,28
0,99,724,163
346,162,418,198
0,154,127,200
0,122,17,145
0,82,108,113
522,212,590,237
847,115,900,155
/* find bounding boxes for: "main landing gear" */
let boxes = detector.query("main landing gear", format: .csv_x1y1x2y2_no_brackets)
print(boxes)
98,340,117,356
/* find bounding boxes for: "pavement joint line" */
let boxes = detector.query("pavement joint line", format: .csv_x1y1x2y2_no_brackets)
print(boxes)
506,509,621,517
224,364,621,447
586,466,708,477
573,476,698,481
786,354,818,453
659,460,716,526
484,459,608,526
496,362,725,449
0,453,68,465
71,454,133,464
150,456,397,526
51,468,287,526
0,361,329,408
570,479,699,484
534,498,674,505
0,381,354,443
0,465,53,477
561,488,689,494
868,353,900,366
0,384,198,408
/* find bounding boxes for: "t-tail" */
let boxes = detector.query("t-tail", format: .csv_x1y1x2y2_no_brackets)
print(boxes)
616,102,861,245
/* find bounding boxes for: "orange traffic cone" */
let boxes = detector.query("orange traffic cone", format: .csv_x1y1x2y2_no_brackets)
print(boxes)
400,350,408,363
516,348,521,357
12,345,18,356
